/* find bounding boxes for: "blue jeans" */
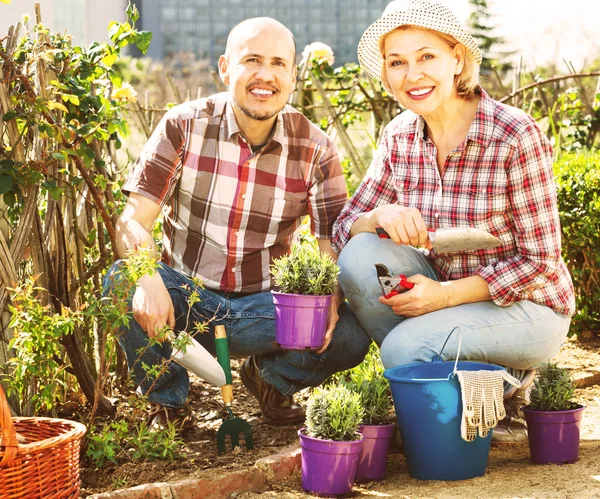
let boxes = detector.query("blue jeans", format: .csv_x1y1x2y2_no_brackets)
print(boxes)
103,261,371,408
337,234,571,377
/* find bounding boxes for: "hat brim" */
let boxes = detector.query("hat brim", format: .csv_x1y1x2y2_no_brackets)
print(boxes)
357,11,482,81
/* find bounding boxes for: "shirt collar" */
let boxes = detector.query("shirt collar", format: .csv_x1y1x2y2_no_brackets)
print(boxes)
464,87,494,147
224,96,285,146
413,87,494,146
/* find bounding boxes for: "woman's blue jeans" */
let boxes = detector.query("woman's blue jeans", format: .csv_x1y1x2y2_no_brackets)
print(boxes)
103,261,371,408
337,233,571,381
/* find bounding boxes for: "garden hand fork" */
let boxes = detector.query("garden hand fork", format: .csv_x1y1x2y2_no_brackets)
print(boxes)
214,325,254,454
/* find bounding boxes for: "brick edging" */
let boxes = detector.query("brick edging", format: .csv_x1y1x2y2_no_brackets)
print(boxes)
87,444,301,499
573,368,600,389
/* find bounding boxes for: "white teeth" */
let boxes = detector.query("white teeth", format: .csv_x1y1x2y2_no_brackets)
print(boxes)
251,88,274,95
409,88,432,96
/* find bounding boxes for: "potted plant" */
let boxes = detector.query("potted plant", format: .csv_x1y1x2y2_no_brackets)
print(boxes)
299,384,365,496
523,362,585,464
270,243,339,350
344,347,395,482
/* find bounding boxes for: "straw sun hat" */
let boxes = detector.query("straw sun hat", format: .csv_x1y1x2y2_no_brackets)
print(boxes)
357,0,482,80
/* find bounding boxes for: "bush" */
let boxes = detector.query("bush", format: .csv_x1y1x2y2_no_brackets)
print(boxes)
270,243,339,295
528,362,578,412
555,150,600,337
305,384,364,441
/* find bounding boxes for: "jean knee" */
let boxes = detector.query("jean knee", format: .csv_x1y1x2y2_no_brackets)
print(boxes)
380,331,419,369
338,234,383,298
331,304,371,369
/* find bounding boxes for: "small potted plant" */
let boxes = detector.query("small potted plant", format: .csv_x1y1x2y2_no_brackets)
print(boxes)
271,243,339,350
344,347,395,482
299,384,365,496
523,362,585,464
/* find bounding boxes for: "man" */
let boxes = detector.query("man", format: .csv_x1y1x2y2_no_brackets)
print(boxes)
108,17,371,429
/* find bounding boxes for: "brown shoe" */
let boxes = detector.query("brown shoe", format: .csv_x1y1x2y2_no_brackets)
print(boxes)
148,403,195,434
240,356,305,426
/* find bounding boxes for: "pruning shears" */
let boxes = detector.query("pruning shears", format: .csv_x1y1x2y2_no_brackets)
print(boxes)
375,263,414,299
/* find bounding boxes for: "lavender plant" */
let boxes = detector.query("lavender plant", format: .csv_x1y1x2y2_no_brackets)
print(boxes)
270,243,339,296
528,362,579,412
305,384,364,441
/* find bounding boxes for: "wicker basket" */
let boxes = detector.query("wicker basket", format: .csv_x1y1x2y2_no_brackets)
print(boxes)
0,385,87,499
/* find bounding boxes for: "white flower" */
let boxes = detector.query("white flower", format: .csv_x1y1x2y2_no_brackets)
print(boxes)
111,83,138,103
301,42,335,68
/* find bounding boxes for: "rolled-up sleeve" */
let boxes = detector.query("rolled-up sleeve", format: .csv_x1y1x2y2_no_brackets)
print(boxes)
123,108,184,207
332,128,398,253
308,140,349,240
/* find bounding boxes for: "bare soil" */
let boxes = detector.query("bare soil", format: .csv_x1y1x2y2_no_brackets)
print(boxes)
80,336,600,498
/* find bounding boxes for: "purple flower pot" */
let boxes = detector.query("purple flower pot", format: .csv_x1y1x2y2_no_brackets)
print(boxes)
356,423,395,482
299,428,364,496
523,405,585,464
272,291,332,350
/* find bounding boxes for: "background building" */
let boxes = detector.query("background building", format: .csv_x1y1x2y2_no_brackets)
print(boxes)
136,0,390,67
0,0,127,48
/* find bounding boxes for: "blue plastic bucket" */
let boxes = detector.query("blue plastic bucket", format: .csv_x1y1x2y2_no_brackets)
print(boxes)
384,360,505,481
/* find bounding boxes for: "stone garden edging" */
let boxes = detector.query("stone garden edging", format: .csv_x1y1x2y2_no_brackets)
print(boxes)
87,444,301,499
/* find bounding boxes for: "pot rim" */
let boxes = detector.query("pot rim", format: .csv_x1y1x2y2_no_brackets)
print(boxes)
271,290,334,298
523,403,586,415
298,427,364,444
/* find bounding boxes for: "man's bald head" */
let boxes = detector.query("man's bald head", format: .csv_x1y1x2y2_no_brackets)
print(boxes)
225,17,296,61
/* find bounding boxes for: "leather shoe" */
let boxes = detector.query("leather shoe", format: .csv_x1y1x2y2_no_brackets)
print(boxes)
240,356,305,426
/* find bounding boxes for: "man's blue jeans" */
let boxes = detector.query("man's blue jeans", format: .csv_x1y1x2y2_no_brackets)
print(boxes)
103,261,371,408
337,234,571,381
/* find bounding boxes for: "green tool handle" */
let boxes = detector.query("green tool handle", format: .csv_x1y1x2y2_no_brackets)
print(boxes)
215,325,233,405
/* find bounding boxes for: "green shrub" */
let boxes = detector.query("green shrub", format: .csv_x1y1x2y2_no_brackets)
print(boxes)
270,243,339,295
305,385,364,441
555,150,600,336
528,362,578,411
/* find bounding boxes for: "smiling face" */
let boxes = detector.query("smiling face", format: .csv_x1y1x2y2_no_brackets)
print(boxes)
381,27,465,119
219,19,297,130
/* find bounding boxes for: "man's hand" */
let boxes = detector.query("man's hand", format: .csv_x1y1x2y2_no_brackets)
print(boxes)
132,271,176,341
316,293,342,354
315,238,343,354
379,274,449,317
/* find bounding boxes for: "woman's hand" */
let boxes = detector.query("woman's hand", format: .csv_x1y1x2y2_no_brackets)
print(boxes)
379,274,449,316
374,204,432,249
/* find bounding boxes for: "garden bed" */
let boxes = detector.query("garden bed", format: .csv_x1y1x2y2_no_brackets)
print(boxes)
81,335,600,497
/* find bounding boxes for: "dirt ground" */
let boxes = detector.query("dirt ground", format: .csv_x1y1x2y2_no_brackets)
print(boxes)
80,336,600,498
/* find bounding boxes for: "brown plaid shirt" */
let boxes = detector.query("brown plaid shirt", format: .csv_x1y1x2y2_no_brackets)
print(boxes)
123,93,347,293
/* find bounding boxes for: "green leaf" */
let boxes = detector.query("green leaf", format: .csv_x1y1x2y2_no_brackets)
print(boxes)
2,110,16,121
109,71,123,88
102,50,118,67
0,159,14,170
126,2,140,23
108,22,123,40
52,151,67,162
135,31,152,54
0,175,13,195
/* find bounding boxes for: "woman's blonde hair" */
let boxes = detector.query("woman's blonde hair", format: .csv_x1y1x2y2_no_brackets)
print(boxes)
379,26,480,99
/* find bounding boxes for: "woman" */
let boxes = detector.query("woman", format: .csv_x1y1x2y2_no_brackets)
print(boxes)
332,0,575,443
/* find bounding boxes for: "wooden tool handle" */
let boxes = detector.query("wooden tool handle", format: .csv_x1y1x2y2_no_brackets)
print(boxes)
214,325,233,406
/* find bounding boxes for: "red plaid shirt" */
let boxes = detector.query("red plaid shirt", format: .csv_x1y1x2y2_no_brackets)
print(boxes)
124,93,347,293
333,90,575,316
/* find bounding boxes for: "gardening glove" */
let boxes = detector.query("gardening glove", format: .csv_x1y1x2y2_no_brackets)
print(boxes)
455,369,521,442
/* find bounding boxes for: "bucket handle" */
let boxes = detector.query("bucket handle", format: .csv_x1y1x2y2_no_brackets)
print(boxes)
431,326,462,378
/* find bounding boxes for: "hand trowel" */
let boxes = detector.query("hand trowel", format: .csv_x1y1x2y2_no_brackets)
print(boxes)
171,334,227,386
